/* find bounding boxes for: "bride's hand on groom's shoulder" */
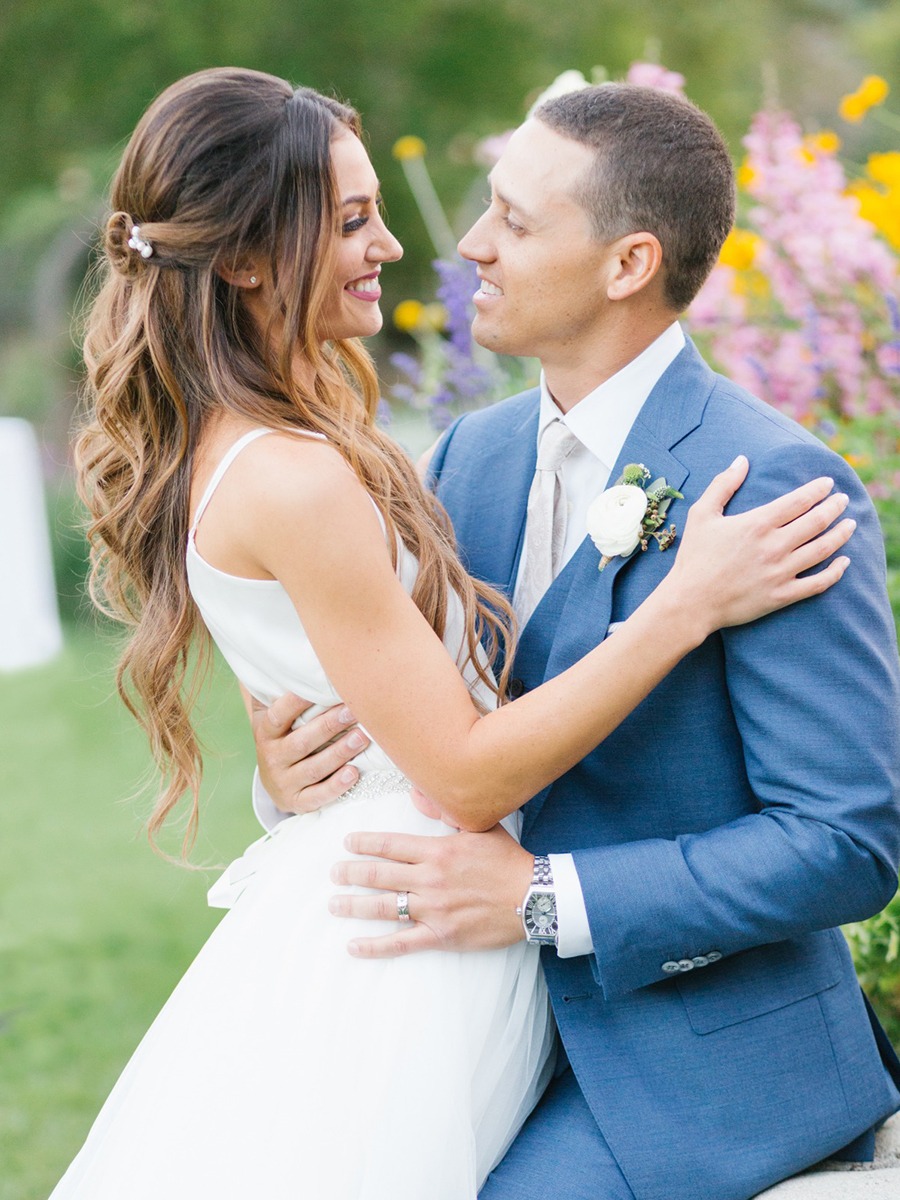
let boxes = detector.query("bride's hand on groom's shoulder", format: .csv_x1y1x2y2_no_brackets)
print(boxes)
328,825,534,958
249,691,370,815
666,455,856,635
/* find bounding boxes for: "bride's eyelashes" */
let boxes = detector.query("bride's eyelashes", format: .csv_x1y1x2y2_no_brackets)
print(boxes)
342,195,386,236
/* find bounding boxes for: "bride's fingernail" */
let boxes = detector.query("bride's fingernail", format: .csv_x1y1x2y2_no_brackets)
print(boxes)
338,706,354,724
348,942,361,956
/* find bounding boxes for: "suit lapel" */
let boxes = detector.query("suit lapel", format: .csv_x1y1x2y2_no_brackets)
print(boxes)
444,397,538,596
520,340,714,839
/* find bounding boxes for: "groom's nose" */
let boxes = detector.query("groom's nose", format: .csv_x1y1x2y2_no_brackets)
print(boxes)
458,212,493,265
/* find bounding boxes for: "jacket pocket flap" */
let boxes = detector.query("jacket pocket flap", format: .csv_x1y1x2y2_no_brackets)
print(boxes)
677,930,843,1035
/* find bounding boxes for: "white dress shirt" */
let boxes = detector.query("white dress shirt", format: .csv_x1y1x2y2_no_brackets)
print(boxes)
524,322,686,957
253,321,686,958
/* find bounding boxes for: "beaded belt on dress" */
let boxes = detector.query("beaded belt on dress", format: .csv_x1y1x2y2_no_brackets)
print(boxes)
208,769,413,910
337,768,411,803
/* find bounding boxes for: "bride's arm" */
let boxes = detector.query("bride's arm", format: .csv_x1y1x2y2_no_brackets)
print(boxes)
237,437,851,832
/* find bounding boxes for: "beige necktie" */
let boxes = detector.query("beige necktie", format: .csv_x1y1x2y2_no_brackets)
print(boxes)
514,419,580,626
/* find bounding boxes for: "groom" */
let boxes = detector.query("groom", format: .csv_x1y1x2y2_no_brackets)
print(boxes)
253,85,900,1198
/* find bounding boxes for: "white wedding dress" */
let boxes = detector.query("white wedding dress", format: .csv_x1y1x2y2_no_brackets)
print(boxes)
51,428,555,1200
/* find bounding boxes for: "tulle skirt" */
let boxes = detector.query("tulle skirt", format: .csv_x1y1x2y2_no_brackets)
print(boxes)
51,773,556,1199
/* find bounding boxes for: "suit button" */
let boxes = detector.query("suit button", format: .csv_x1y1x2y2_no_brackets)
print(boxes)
677,959,695,972
706,950,723,963
662,961,681,975
692,956,709,968
508,678,526,699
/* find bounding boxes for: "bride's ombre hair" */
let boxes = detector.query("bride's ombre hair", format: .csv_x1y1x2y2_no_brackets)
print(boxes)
76,67,514,856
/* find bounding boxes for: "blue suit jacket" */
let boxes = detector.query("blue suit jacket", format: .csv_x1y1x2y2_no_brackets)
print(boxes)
429,340,900,1200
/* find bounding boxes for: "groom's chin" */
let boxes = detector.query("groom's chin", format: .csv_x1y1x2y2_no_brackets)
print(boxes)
470,316,517,357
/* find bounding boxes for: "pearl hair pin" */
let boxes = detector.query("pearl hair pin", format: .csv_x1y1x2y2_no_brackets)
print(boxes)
127,225,154,259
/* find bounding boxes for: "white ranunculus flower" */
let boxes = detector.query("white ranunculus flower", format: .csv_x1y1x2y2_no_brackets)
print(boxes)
586,485,649,558
526,70,591,117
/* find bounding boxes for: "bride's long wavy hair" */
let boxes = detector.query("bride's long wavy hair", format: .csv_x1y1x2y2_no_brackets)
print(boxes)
76,67,515,856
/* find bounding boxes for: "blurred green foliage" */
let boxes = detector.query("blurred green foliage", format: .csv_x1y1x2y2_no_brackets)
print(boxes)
846,896,900,1044
2,0,900,442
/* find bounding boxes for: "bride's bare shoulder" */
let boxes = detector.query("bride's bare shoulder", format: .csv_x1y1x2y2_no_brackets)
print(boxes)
192,423,377,569
199,425,360,508
223,429,379,551
252,430,365,508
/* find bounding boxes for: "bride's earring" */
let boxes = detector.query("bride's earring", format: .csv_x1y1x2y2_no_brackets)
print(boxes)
249,275,258,285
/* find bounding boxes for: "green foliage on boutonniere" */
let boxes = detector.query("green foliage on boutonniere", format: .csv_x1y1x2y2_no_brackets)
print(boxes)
587,463,684,571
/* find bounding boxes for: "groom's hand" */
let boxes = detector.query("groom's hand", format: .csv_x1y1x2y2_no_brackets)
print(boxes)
329,822,534,956
251,692,370,815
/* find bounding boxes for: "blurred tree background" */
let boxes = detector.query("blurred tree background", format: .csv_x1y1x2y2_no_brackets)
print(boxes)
2,0,900,467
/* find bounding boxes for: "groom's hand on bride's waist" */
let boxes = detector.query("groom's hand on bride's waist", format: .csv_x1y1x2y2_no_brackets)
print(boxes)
250,691,370,815
329,826,533,957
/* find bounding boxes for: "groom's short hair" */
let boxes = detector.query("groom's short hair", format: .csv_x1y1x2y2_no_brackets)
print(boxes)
535,84,735,312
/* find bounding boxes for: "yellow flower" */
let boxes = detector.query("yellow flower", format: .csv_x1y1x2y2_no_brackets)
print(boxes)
392,136,427,161
848,181,900,250
839,75,889,123
736,159,757,190
867,151,900,190
718,228,762,271
803,131,841,156
422,302,447,332
393,299,425,332
843,453,870,469
733,271,771,302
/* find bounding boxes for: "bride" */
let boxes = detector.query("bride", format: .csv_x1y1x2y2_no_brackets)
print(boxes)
54,67,853,1199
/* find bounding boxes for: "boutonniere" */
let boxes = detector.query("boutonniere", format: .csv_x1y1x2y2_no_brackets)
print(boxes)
586,463,683,572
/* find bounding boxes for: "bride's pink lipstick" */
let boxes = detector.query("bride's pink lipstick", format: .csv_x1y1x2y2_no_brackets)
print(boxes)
344,270,382,302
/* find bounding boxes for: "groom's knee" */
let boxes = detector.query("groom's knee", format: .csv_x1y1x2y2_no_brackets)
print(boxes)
479,1067,635,1200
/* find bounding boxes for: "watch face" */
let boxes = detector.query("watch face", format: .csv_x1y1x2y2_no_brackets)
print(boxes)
525,891,557,937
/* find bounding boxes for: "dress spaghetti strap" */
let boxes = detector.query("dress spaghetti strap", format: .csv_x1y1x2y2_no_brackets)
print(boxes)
189,427,327,538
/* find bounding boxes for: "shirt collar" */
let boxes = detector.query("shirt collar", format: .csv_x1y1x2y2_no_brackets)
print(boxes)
538,322,685,471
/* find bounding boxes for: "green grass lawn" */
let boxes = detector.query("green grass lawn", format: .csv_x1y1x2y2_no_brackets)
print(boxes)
0,624,260,1200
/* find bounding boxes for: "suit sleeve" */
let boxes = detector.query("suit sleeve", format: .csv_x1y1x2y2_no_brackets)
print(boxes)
574,441,900,999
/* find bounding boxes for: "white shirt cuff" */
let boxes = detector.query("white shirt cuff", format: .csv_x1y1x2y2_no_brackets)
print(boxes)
251,766,294,832
548,852,595,958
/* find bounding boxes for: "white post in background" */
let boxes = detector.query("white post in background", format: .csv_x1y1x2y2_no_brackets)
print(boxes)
0,418,64,671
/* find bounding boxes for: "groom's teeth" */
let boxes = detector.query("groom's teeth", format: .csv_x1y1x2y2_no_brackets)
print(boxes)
479,281,503,296
348,277,379,292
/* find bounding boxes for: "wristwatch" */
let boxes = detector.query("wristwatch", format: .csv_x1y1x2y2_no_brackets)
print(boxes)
519,855,558,946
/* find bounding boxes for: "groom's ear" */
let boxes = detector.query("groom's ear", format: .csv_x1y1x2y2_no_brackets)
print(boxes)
604,232,663,301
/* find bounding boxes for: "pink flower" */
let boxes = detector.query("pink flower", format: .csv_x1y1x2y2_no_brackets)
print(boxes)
688,107,900,423
625,62,686,94
473,130,514,168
